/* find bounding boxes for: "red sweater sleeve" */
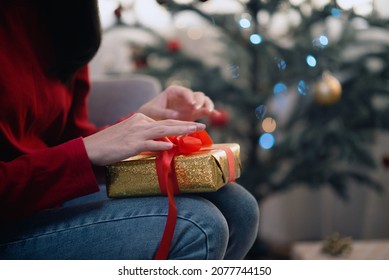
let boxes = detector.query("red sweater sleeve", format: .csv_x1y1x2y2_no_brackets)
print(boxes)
0,138,99,221
62,66,100,140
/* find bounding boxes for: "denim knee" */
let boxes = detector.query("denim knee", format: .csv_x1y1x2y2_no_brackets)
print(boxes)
230,184,260,235
200,183,260,259
226,183,260,259
171,196,229,259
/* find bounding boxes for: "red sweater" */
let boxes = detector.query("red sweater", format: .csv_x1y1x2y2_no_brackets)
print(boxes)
0,2,100,221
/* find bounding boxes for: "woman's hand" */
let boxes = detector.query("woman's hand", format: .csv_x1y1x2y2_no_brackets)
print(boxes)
138,85,219,121
83,113,205,166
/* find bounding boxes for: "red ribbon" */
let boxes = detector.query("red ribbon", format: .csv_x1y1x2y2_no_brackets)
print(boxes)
153,130,235,259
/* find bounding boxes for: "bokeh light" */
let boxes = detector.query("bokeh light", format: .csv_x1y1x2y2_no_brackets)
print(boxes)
319,35,329,46
259,133,275,149
306,55,317,67
336,0,374,16
331,8,342,17
255,105,267,119
228,64,240,79
239,18,251,28
187,27,204,40
312,0,331,9
250,34,263,45
297,80,309,95
289,0,305,6
273,82,288,95
262,117,277,133
277,58,287,70
175,0,193,4
336,0,354,10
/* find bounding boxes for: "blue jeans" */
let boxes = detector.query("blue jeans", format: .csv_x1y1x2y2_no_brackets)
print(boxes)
0,183,259,260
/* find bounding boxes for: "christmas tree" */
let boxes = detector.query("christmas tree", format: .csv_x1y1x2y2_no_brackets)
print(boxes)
100,0,389,202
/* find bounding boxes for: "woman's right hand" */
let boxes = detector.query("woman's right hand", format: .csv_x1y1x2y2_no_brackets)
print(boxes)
83,113,206,166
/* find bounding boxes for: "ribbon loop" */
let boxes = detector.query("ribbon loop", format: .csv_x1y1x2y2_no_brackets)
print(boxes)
176,136,202,154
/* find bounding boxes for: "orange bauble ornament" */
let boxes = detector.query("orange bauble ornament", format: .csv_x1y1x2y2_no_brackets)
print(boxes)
313,71,342,106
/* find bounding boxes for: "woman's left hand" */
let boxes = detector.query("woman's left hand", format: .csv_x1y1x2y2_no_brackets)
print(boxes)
138,85,219,121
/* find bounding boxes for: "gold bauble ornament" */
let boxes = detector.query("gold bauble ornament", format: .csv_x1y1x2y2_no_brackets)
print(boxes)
313,71,342,105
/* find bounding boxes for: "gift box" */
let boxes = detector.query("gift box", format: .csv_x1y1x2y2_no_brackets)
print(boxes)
105,143,241,197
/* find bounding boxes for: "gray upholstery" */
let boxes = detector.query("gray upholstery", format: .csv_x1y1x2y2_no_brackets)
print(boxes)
88,75,161,127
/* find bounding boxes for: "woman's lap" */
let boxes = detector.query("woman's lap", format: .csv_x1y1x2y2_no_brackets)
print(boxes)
0,183,259,260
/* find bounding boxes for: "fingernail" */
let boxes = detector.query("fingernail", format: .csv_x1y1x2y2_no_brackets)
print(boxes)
164,142,173,149
188,125,197,132
198,123,206,129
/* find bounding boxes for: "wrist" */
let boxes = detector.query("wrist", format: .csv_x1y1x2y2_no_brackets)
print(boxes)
82,136,101,166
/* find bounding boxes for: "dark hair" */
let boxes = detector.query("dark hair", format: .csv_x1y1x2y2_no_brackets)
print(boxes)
38,0,102,84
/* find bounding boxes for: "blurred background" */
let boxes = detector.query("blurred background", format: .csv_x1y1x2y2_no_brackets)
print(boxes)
90,0,389,259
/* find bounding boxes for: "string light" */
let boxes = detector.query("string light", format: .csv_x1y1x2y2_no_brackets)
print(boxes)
259,133,275,149
331,8,342,17
228,64,240,79
297,80,309,95
239,18,251,28
262,117,277,133
250,34,262,45
276,58,287,70
337,0,374,16
273,82,287,95
238,13,252,29
255,105,267,119
306,55,317,67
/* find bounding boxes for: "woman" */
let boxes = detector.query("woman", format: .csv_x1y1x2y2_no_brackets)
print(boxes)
0,0,259,259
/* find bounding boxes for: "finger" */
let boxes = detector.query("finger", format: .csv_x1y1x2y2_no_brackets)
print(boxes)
165,85,196,106
144,119,206,128
193,93,215,113
202,96,215,112
211,109,221,117
193,91,206,109
191,108,215,120
143,140,174,152
144,122,206,140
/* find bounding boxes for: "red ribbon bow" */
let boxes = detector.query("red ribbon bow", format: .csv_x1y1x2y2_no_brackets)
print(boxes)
153,130,235,260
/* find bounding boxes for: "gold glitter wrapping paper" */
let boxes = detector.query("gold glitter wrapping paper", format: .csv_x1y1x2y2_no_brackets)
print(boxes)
105,143,241,197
